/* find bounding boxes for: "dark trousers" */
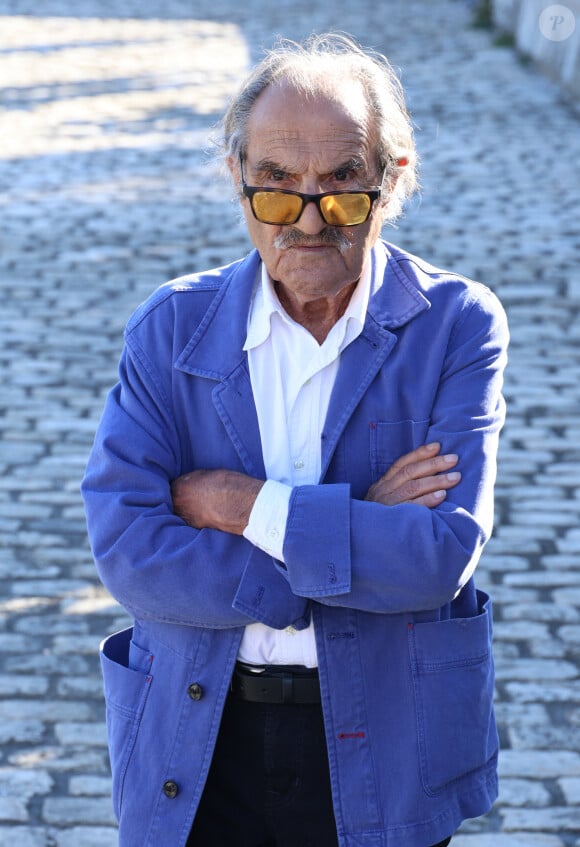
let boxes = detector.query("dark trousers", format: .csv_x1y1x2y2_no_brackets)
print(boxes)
187,694,452,847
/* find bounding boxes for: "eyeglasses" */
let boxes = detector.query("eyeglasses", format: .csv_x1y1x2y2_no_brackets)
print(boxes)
240,156,385,227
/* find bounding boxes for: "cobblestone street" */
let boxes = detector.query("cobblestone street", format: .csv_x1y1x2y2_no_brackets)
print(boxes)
0,0,579,844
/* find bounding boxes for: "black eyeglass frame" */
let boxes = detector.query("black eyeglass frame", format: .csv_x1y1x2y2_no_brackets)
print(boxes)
239,156,385,227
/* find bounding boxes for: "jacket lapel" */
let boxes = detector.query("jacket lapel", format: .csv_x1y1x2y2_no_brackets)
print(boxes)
174,250,266,479
212,364,266,479
321,242,431,480
321,320,397,479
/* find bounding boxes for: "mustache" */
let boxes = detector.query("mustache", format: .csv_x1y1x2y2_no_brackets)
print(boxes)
273,227,352,254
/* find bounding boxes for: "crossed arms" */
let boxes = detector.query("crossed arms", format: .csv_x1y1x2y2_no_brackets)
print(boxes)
82,275,507,624
171,443,461,536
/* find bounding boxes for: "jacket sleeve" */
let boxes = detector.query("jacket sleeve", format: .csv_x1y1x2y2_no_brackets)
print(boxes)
280,286,509,613
81,339,311,630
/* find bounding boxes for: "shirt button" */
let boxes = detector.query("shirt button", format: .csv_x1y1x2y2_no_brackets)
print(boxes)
187,683,203,701
163,780,179,799
268,528,280,540
285,626,297,635
293,459,305,470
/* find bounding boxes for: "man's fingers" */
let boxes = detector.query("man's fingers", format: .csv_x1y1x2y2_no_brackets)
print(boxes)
365,466,462,506
392,469,461,503
382,442,441,480
411,489,449,508
381,451,459,491
365,443,460,505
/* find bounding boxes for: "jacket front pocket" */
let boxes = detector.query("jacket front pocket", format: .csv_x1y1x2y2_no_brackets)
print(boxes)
100,628,153,820
408,591,498,795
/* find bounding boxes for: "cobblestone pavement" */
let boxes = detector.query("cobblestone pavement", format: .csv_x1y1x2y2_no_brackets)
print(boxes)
0,0,579,844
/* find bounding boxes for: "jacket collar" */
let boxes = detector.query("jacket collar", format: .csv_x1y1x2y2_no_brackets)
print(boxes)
175,250,261,381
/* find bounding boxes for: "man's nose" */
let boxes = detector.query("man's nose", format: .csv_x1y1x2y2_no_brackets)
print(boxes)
293,198,327,234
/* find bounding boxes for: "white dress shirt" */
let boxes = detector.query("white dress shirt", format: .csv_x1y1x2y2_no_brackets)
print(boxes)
239,253,384,667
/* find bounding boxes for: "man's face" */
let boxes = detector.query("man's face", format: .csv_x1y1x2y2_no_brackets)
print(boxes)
229,79,388,305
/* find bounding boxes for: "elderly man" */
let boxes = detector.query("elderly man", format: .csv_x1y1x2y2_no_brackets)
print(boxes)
82,33,508,847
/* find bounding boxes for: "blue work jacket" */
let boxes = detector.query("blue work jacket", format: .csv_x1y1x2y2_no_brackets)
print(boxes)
82,240,509,847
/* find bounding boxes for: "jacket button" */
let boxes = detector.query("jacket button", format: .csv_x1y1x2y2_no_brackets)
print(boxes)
188,682,203,701
163,780,179,799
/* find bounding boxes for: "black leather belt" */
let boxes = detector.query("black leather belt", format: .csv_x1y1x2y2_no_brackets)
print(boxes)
231,662,321,704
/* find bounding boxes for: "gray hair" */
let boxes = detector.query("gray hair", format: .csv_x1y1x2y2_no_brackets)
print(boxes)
218,32,419,223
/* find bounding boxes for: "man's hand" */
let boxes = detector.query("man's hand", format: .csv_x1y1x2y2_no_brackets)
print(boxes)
171,469,264,535
365,442,460,508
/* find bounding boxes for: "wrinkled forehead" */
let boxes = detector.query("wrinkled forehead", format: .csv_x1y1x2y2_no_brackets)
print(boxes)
246,77,377,168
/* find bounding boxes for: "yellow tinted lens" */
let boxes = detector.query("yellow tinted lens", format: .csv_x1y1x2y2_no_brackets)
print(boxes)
320,193,371,225
252,192,303,223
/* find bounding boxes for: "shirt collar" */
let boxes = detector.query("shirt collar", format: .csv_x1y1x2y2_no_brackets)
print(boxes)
244,247,385,352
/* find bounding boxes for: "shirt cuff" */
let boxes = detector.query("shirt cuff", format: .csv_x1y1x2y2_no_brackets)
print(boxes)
243,479,292,561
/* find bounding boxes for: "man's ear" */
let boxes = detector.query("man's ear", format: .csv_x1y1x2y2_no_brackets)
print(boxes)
226,155,239,189
380,173,399,212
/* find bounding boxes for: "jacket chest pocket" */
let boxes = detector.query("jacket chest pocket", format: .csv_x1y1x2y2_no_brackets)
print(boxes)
370,419,430,479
